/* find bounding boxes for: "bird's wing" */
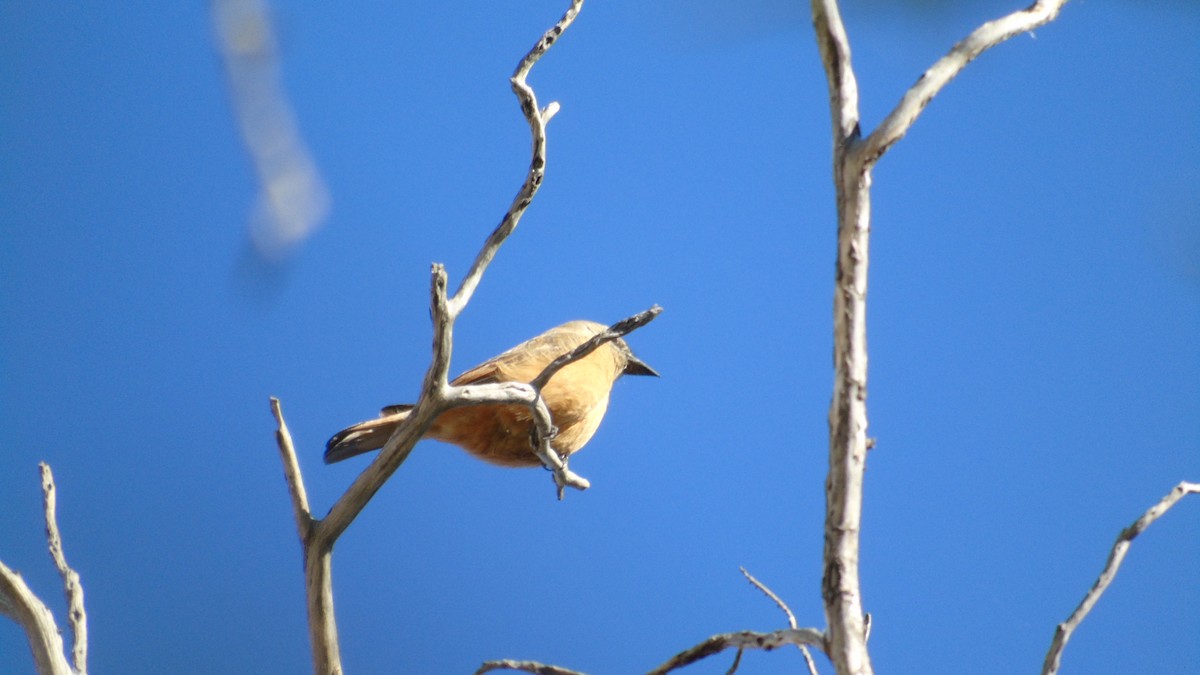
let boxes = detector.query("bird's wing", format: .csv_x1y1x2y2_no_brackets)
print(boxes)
451,325,596,386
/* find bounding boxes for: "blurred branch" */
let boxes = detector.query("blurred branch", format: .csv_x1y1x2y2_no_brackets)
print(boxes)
1041,481,1200,675
811,1,1072,674
740,567,820,675
475,661,588,675
211,0,330,261
0,464,86,675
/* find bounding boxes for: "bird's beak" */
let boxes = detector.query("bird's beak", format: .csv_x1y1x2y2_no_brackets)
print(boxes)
623,354,659,377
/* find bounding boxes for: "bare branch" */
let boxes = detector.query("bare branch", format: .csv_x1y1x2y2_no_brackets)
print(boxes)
740,567,819,675
450,0,585,315
317,266,454,548
739,567,797,631
271,400,342,673
852,0,1070,168
40,464,87,675
475,660,588,675
810,3,874,673
1041,481,1200,675
270,398,315,538
811,2,1074,673
647,629,828,675
0,562,73,675
811,0,861,146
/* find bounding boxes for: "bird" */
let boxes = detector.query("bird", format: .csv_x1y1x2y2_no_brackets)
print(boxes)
324,320,657,467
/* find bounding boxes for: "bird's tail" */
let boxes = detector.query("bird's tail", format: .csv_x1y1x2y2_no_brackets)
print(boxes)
324,405,413,464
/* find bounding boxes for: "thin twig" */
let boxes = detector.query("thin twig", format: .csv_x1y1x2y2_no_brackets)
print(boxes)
739,567,819,675
1041,481,1200,675
647,629,828,675
475,660,588,675
40,463,87,675
530,306,662,390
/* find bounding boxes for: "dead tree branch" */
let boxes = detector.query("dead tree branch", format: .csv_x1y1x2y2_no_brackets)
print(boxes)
810,1,1071,673
1041,481,1200,675
0,463,87,675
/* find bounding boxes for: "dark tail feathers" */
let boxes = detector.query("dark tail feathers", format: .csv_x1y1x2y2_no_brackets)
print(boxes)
324,407,412,464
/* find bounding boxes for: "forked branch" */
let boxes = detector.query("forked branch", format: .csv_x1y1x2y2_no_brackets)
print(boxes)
0,463,87,675
810,2,1073,674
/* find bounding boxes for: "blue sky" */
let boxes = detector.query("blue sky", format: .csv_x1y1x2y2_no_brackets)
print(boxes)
2,2,1197,673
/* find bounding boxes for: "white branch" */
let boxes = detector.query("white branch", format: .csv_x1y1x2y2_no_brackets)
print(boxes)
811,2,1075,674
811,0,861,147
852,0,1071,169
1041,481,1200,675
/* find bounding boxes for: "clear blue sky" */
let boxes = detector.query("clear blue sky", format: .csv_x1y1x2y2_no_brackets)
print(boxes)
2,2,1197,673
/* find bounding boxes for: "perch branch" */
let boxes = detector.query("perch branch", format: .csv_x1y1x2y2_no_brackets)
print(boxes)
853,0,1071,169
270,3,602,671
740,567,819,675
647,629,828,675
1041,481,1200,675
